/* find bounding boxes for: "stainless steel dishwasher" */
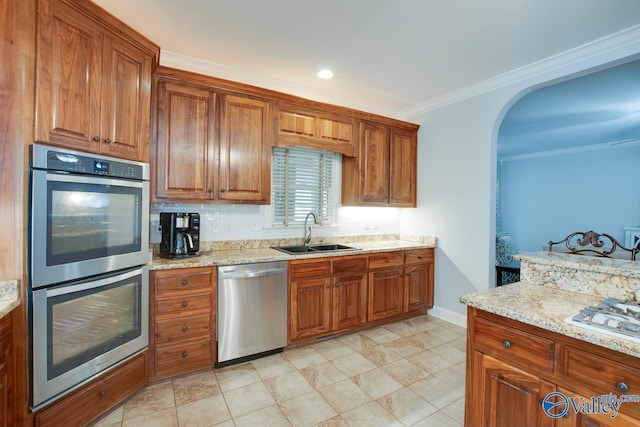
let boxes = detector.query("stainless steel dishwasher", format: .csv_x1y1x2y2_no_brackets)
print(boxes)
216,261,288,366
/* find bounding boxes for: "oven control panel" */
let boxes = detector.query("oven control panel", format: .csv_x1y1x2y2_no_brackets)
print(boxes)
31,144,149,180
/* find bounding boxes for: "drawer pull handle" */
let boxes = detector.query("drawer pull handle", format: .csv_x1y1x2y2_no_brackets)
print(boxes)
502,340,512,349
104,138,112,144
93,136,101,142
616,381,630,393
181,279,188,286
182,325,188,332
182,351,188,358
99,390,107,398
181,301,188,308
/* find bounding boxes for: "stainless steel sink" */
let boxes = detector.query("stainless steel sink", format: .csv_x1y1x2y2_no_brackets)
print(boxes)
273,243,360,255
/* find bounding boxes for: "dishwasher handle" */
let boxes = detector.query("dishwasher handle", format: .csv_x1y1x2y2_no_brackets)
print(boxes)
218,267,287,280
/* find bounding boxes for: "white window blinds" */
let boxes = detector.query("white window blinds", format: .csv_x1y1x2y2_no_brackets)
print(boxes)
272,146,336,227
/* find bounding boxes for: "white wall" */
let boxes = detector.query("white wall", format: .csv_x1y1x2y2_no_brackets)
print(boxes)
499,144,640,252
400,30,640,326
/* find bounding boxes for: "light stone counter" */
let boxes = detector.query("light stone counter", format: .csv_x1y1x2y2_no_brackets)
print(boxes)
461,251,640,359
150,237,437,270
0,280,20,320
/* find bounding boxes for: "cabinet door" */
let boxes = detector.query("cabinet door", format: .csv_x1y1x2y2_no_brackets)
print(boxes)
389,128,417,207
556,387,640,427
35,0,103,150
368,267,404,321
333,273,367,331
218,94,272,203
404,262,434,313
155,82,215,200
359,121,390,204
99,34,153,161
0,316,11,427
290,277,332,341
468,352,555,427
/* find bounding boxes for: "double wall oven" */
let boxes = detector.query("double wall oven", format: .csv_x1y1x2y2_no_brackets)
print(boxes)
29,144,150,410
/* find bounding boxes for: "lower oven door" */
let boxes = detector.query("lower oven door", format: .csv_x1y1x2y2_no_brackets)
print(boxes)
31,266,149,409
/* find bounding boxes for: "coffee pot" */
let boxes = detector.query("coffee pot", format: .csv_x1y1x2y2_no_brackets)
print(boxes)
159,212,200,258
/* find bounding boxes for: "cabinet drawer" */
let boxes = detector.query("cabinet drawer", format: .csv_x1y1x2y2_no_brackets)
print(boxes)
473,317,554,372
35,353,147,427
290,260,332,279
154,269,213,293
369,252,404,269
155,340,212,374
333,255,367,274
564,346,640,417
155,314,211,343
156,292,211,315
404,249,434,265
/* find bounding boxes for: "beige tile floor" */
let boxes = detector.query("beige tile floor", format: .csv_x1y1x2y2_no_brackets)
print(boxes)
92,315,466,427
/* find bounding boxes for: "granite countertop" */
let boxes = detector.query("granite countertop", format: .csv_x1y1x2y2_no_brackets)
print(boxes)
150,239,436,270
461,251,640,359
0,280,20,320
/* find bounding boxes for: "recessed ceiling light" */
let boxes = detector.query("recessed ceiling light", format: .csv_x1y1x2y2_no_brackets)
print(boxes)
317,69,334,79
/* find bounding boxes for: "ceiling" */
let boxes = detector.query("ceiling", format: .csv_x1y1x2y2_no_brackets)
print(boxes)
93,0,640,118
498,58,640,158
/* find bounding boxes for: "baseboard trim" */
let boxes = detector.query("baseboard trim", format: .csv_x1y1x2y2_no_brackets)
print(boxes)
429,306,467,328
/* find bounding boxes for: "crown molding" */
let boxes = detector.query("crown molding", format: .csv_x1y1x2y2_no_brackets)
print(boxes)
499,138,640,163
398,24,640,120
159,50,399,118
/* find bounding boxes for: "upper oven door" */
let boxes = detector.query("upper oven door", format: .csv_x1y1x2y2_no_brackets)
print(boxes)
31,170,150,288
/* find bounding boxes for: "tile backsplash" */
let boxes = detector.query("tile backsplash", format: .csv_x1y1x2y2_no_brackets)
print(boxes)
151,203,403,244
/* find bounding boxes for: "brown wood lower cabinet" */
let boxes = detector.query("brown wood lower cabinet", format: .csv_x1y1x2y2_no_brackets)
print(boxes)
0,314,12,427
35,352,147,427
556,387,640,427
289,249,434,343
289,257,366,342
150,267,216,380
469,351,555,427
466,308,640,426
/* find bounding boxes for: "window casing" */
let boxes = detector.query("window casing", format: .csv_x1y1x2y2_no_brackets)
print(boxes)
271,146,336,227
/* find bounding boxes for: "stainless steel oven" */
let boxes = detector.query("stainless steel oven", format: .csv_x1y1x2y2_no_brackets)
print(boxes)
31,266,149,409
30,144,149,288
29,144,151,409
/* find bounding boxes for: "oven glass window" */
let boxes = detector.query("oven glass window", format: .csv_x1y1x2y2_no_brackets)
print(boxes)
47,276,142,380
47,181,142,265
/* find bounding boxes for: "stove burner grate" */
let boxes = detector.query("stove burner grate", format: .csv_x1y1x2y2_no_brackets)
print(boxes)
570,298,640,339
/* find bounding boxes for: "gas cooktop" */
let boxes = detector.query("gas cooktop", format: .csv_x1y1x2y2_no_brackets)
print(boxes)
565,297,640,343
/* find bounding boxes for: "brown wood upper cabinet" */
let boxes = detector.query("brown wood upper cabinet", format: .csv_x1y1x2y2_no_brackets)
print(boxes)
154,74,272,204
276,103,357,156
342,120,418,207
35,0,158,162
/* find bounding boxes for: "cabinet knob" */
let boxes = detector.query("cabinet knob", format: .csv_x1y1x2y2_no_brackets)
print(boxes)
325,284,330,288
99,390,107,398
182,351,188,358
335,284,340,288
181,279,188,286
92,136,101,142
104,138,112,144
220,188,226,193
181,301,188,308
502,340,512,349
182,325,188,332
207,188,213,193
616,381,630,393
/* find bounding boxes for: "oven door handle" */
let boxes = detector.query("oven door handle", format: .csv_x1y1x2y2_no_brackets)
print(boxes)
44,267,147,297
45,171,147,188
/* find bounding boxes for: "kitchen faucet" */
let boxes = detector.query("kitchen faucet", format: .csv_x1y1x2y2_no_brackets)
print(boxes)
304,212,319,246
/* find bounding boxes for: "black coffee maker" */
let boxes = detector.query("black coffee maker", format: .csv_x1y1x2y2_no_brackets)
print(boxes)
159,212,200,258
